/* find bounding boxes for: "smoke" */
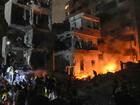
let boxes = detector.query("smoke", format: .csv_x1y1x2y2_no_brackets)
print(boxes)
99,34,138,63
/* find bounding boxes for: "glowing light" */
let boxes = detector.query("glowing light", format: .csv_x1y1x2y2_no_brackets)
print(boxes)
65,4,69,10
103,62,118,74
6,41,11,45
76,74,89,80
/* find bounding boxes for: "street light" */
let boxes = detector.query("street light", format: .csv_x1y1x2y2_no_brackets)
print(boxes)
6,41,11,45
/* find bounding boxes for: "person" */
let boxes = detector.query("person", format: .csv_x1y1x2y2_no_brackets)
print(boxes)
92,70,98,86
120,61,124,70
93,70,97,77
46,76,56,95
0,57,8,77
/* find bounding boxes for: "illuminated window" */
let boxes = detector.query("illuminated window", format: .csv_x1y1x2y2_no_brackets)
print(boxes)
91,60,95,66
80,59,84,71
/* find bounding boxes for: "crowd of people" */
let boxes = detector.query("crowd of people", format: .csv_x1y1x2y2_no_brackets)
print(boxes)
0,56,61,105
0,56,139,105
0,55,83,105
0,73,59,105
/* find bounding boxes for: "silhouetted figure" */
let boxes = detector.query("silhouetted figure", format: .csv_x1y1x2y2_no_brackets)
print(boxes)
0,57,8,76
47,77,56,94
120,61,124,70
93,70,97,77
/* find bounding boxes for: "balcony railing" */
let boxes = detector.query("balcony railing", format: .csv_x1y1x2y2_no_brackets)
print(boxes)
74,28,100,38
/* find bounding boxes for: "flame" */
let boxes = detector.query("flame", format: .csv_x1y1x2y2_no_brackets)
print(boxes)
73,58,120,80
103,62,118,74
70,25,139,80
75,61,119,80
76,74,89,80
72,52,121,80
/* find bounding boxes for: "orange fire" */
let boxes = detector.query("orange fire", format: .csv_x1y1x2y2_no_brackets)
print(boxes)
75,62,119,80
102,62,118,74
76,74,89,80
73,56,120,80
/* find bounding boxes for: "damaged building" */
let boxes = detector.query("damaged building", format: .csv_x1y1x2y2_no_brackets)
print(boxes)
54,0,140,79
1,0,140,78
0,0,8,55
93,0,140,61
55,0,101,79
3,0,55,69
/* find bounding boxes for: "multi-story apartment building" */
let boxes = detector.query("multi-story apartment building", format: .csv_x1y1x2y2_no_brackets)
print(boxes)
55,0,140,79
0,0,8,55
55,0,102,79
93,0,140,61
3,0,53,68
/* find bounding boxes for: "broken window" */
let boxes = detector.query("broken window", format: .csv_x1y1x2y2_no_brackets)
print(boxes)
74,37,98,50
11,4,30,26
83,19,93,29
82,18,100,30
63,37,72,49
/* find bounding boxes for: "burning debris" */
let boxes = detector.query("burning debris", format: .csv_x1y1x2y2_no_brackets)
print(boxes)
54,0,140,80
1,0,140,81
102,61,118,74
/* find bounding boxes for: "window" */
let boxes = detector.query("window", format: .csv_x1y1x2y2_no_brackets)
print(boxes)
83,19,93,29
93,22,100,30
91,60,95,66
80,59,84,71
82,19,100,30
74,38,98,50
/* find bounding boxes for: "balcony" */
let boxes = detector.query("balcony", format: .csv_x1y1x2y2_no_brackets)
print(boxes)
74,28,100,38
14,2,50,15
74,35,98,51
5,0,50,29
82,14,100,23
69,12,101,37
74,49,99,55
